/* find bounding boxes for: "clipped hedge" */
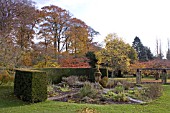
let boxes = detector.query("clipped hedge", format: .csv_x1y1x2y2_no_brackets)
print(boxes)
39,68,108,84
14,69,47,103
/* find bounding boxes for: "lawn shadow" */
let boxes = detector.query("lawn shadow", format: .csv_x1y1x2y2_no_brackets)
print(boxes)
0,86,30,108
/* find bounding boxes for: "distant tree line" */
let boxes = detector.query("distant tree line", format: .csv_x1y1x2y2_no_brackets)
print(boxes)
1,0,170,74
132,36,170,61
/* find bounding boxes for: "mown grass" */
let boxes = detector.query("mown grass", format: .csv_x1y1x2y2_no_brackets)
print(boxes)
0,84,170,113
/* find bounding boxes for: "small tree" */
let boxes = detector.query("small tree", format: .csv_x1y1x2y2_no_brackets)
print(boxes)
96,33,137,77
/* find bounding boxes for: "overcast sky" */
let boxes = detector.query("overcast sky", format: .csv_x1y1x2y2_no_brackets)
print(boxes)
34,0,170,56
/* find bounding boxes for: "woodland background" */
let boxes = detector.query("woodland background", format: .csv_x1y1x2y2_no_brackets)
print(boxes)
1,0,170,74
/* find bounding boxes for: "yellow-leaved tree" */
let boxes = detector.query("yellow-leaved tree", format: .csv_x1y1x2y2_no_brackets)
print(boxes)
96,33,137,77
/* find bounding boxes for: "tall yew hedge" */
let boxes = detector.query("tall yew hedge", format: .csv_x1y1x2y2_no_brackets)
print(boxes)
40,68,108,84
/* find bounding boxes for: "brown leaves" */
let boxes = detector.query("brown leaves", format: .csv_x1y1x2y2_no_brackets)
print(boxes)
59,56,90,68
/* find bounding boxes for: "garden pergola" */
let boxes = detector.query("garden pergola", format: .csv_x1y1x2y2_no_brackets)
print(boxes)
136,68,170,84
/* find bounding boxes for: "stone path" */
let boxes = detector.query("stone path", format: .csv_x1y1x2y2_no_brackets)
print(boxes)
127,97,145,104
48,92,79,101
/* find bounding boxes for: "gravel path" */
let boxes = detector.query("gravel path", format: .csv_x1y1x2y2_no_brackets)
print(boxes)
48,92,79,101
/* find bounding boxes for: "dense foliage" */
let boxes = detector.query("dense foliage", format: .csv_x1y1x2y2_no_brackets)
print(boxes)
14,70,47,103
96,33,138,76
132,36,154,61
0,69,14,85
86,51,98,68
40,68,108,84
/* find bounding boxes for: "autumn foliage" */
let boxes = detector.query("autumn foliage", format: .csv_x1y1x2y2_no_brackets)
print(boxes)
0,1,99,68
130,59,170,69
0,70,14,85
129,59,170,75
59,57,90,68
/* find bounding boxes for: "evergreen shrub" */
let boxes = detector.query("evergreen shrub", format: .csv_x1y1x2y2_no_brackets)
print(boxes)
14,69,47,103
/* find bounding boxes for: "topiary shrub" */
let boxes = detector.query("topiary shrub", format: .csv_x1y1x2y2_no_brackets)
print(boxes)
14,69,47,103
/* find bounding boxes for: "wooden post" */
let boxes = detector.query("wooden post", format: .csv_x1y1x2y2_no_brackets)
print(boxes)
136,69,141,84
161,69,167,84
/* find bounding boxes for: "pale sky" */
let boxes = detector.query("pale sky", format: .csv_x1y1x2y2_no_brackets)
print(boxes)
35,0,170,56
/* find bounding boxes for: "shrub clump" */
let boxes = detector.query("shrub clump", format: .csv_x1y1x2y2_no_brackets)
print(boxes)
114,83,124,94
62,76,78,86
99,76,108,88
47,85,59,97
113,93,129,102
144,83,163,100
0,70,14,85
104,91,129,102
79,82,98,98
107,79,135,89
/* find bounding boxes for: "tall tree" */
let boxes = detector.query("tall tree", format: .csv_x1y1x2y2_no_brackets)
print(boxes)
36,10,54,66
145,47,154,60
0,0,17,67
158,40,164,59
66,18,89,57
0,0,36,68
41,5,71,59
132,36,153,61
166,39,170,60
155,39,164,59
166,49,170,60
14,0,36,50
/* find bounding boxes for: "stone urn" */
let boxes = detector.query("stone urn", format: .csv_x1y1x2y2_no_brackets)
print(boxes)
94,68,102,83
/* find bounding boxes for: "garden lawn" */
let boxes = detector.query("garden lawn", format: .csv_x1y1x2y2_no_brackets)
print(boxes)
0,85,170,113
